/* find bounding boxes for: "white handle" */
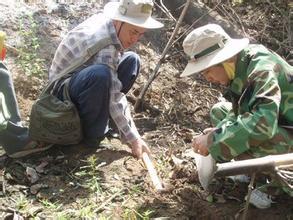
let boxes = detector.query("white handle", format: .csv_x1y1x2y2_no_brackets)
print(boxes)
142,152,163,191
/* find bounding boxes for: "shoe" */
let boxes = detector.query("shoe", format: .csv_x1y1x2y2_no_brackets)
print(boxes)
0,121,53,158
105,128,119,139
107,117,119,139
7,141,53,158
246,189,272,209
228,174,250,183
97,137,112,148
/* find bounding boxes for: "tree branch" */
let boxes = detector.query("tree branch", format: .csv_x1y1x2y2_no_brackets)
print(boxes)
134,0,191,112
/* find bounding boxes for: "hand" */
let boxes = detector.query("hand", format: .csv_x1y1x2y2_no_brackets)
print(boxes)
192,129,214,156
203,127,217,134
130,138,151,159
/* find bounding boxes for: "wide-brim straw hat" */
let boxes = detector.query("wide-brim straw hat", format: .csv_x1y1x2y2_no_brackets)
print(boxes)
181,24,249,77
104,0,163,29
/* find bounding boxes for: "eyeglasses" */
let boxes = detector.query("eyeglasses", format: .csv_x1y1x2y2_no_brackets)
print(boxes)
129,28,145,39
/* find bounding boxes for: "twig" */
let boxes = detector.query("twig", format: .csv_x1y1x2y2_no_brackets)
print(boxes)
277,164,293,169
1,178,5,196
265,0,291,48
275,167,293,189
217,4,235,25
218,3,248,37
225,3,248,37
265,0,284,15
154,0,176,22
94,189,123,213
169,1,222,49
134,0,191,111
6,44,19,56
0,168,6,195
242,173,256,220
0,207,16,214
289,6,292,49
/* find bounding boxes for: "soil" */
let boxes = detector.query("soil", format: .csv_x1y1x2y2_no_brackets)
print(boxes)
0,0,292,219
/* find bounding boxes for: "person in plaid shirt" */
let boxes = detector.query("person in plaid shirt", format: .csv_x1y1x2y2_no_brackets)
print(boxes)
49,0,163,158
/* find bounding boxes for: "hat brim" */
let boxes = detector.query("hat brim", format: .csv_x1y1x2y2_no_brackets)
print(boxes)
104,2,164,29
180,38,249,77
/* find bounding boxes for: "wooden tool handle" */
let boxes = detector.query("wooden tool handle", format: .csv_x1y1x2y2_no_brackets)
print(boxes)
142,152,163,191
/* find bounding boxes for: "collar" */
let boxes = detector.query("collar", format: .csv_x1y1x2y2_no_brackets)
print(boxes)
228,50,249,95
107,19,124,51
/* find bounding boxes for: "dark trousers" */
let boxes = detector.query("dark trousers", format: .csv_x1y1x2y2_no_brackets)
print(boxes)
0,63,30,154
59,51,140,147
0,62,21,124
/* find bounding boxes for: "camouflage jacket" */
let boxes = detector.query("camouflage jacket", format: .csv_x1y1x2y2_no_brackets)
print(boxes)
209,44,293,161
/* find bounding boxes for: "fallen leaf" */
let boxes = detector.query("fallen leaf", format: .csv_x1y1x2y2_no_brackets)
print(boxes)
206,194,213,203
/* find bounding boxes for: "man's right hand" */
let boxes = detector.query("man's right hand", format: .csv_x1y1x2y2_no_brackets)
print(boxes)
130,138,151,159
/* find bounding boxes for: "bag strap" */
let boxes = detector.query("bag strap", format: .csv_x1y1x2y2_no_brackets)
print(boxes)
62,78,72,101
50,38,114,83
41,38,114,97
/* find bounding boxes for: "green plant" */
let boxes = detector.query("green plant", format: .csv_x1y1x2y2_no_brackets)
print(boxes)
98,214,113,220
18,13,46,77
15,194,29,211
88,175,103,193
39,199,62,211
129,184,144,195
155,153,170,177
232,0,243,5
55,212,70,220
76,204,96,219
76,155,103,193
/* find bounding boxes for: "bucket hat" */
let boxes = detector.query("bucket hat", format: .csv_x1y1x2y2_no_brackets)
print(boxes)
181,24,249,77
104,0,163,29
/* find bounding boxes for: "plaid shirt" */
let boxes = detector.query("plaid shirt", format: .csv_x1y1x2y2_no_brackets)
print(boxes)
49,13,140,143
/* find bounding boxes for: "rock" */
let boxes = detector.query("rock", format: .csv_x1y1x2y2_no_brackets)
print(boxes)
26,167,39,184
30,183,48,195
35,161,49,173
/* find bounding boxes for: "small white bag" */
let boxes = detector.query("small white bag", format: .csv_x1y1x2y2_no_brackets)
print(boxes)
184,149,216,190
194,153,216,190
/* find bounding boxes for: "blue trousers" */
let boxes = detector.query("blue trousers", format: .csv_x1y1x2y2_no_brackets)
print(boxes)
59,51,140,147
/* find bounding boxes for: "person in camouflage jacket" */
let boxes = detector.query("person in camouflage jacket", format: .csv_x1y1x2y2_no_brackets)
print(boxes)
181,24,292,162
207,43,292,162
180,24,292,207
